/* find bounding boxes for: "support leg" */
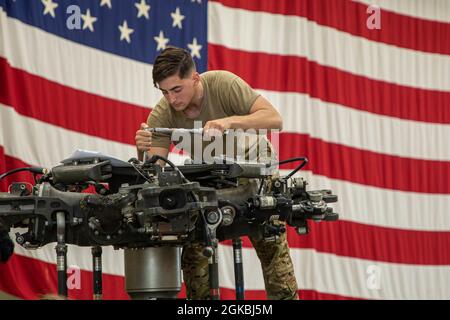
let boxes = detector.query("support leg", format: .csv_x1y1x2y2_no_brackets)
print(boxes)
56,212,68,297
232,238,245,300
92,246,102,300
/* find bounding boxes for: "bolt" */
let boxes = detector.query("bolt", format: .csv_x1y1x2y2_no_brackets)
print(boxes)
16,235,24,244
206,211,220,224
202,247,214,258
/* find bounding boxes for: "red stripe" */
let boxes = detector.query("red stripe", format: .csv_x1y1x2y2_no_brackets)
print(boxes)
222,221,450,266
212,0,450,55
0,58,150,146
299,290,361,300
274,132,450,194
208,44,450,124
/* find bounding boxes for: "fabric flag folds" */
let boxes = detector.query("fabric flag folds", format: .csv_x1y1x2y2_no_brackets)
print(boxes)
0,0,449,299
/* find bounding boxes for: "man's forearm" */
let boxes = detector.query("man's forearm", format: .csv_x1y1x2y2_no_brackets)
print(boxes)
227,110,283,131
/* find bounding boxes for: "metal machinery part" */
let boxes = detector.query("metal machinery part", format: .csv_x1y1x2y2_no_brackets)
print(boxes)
124,247,182,300
0,150,339,299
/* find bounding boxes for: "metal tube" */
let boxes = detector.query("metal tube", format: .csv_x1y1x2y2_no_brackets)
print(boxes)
124,247,182,300
208,248,220,300
146,128,230,135
92,246,102,300
232,238,245,300
56,212,68,297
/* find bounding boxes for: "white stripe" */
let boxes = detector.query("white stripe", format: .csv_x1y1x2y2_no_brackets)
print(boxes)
219,246,450,300
14,244,450,299
1,104,449,232
260,89,450,162
0,8,159,109
208,2,450,92
355,0,450,24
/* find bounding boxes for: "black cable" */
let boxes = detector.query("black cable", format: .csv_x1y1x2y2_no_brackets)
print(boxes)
284,158,308,180
128,158,147,184
0,167,46,182
145,155,177,170
145,155,190,183
274,157,308,167
267,157,308,181
38,172,51,184
129,162,152,183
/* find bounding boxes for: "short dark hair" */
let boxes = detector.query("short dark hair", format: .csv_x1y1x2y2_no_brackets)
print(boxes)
152,46,196,88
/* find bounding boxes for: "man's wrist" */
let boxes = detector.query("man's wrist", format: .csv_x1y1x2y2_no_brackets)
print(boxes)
227,115,240,129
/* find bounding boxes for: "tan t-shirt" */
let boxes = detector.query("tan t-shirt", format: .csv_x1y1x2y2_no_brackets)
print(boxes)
147,70,276,162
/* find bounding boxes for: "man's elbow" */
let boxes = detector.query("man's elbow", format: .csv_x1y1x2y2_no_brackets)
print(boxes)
275,113,283,131
268,107,283,130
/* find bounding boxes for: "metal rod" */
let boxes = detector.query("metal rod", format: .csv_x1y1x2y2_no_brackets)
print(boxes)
208,248,220,300
232,238,245,300
56,212,68,297
92,246,103,300
146,128,230,135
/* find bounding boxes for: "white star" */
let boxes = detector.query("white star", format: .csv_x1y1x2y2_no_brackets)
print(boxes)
171,7,185,29
188,38,202,59
191,0,202,3
118,20,134,43
154,31,170,51
100,0,112,9
41,0,58,18
81,9,97,32
135,0,150,19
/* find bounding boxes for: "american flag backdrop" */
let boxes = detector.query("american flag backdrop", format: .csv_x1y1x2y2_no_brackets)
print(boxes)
0,0,449,300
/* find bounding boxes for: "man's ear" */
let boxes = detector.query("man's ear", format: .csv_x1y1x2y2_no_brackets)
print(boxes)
192,72,200,85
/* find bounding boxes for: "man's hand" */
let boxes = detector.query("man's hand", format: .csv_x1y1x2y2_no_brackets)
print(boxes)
203,118,231,139
0,224,14,263
135,123,152,154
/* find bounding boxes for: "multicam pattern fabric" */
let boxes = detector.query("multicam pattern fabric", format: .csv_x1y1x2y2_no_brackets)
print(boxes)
181,230,298,300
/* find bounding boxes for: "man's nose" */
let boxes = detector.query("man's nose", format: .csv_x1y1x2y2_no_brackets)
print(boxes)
168,92,177,104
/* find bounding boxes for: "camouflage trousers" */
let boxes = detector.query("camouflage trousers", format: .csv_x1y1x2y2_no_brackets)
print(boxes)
181,230,299,300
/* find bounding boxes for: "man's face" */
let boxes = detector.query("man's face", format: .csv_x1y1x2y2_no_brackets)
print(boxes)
158,72,199,112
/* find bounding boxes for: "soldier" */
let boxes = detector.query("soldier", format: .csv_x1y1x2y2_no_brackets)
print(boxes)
135,46,298,300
